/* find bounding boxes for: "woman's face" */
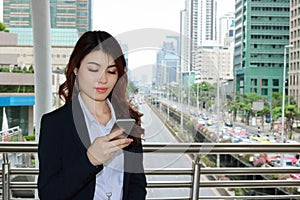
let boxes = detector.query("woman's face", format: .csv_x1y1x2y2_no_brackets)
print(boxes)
75,50,119,102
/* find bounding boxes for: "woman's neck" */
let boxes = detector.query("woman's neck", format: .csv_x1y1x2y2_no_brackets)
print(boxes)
79,93,111,124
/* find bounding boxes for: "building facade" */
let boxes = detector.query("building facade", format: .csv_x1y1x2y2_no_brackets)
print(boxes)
194,43,232,83
290,0,300,109
218,12,235,48
156,39,180,86
0,32,34,136
3,0,92,36
181,0,218,83
233,0,290,101
199,0,217,44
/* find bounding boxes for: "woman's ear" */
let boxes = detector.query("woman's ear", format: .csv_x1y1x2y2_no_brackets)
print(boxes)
73,69,78,76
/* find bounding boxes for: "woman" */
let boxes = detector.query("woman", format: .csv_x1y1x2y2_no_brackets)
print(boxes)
38,31,147,200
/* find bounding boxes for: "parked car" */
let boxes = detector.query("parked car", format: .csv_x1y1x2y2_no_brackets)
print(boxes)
224,120,233,127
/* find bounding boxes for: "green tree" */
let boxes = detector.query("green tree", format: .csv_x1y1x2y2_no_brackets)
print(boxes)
232,93,265,125
286,105,298,139
0,22,9,32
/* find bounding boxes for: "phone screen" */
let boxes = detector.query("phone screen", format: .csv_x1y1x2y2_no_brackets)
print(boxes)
113,119,135,136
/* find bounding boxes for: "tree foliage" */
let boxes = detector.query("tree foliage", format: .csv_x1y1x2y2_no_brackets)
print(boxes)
0,22,9,32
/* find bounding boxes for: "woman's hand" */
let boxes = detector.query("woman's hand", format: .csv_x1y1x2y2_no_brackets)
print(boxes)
86,129,133,166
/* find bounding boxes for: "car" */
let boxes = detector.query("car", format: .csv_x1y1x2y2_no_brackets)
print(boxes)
198,118,206,126
290,174,300,179
201,113,209,120
240,135,250,143
265,153,280,166
234,126,242,134
230,136,242,143
206,119,213,126
224,120,233,127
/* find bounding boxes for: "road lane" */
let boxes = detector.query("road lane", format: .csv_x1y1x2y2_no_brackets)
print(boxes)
139,104,220,199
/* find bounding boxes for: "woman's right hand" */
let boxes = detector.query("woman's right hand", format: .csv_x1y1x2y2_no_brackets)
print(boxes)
86,129,133,166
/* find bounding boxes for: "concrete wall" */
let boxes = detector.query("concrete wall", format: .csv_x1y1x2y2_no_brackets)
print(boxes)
0,72,34,85
0,32,18,45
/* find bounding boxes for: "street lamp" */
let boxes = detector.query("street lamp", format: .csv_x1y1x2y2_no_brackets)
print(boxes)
281,44,293,143
281,44,293,166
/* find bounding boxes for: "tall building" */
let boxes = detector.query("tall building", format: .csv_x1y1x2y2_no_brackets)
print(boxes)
218,12,235,48
156,38,180,86
181,0,199,72
290,0,300,109
3,0,92,36
194,43,232,83
233,0,290,101
199,0,217,45
181,0,217,80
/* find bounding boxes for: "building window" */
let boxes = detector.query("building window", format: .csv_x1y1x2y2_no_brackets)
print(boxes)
262,88,268,95
273,79,279,86
251,78,257,86
262,79,268,86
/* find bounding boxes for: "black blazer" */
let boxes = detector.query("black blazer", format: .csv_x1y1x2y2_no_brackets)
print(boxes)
38,98,147,200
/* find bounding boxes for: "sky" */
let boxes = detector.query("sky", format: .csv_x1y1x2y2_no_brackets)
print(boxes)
92,0,235,72
0,0,235,80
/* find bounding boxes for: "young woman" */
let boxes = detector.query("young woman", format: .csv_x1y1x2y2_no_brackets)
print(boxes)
38,31,147,200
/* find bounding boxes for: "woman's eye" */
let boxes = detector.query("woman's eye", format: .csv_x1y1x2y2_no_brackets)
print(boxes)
88,69,99,72
108,70,117,74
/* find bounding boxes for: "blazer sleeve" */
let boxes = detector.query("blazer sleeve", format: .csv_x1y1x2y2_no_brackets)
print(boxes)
125,142,147,200
37,113,103,199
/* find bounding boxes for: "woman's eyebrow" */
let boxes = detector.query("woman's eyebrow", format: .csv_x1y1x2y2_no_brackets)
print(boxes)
87,61,101,67
87,62,116,68
107,64,117,68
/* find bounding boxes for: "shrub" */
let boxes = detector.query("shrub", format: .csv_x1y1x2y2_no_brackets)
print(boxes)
23,135,35,141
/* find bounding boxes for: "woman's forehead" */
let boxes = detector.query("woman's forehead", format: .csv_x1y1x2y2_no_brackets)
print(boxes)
83,50,115,65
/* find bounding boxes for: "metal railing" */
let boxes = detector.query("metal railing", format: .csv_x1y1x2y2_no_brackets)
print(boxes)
1,142,300,200
0,127,22,142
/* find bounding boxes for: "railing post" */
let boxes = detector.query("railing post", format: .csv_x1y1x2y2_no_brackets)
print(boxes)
190,154,201,200
18,128,23,142
2,153,10,200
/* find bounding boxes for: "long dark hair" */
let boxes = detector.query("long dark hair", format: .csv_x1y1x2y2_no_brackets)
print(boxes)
59,31,144,140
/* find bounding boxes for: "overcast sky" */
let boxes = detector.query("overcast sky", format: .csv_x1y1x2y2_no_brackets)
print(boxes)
0,0,235,71
92,0,235,70
92,0,235,35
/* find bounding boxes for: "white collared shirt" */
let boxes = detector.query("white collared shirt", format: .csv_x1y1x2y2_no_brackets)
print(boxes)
78,93,124,200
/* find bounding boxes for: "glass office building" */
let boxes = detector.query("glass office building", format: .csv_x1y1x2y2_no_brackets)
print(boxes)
3,0,92,36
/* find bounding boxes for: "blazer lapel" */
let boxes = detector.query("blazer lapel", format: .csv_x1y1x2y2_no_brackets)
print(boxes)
123,149,130,199
70,97,91,149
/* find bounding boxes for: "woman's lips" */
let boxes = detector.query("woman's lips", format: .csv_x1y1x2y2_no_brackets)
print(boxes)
96,87,108,93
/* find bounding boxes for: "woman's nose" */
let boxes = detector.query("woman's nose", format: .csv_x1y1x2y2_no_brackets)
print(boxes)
97,71,107,83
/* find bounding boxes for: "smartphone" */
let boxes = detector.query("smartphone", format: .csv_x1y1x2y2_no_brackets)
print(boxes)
114,119,135,136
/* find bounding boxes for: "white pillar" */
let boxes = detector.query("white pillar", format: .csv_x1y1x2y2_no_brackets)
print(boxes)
31,0,52,141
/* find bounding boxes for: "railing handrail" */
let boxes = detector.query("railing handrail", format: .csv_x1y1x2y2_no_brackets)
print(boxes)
5,166,300,177
1,142,300,200
1,142,300,153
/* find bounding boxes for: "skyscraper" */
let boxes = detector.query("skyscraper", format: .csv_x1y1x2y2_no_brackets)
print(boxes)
233,0,290,100
3,0,92,36
199,0,217,45
290,1,300,109
181,0,217,80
